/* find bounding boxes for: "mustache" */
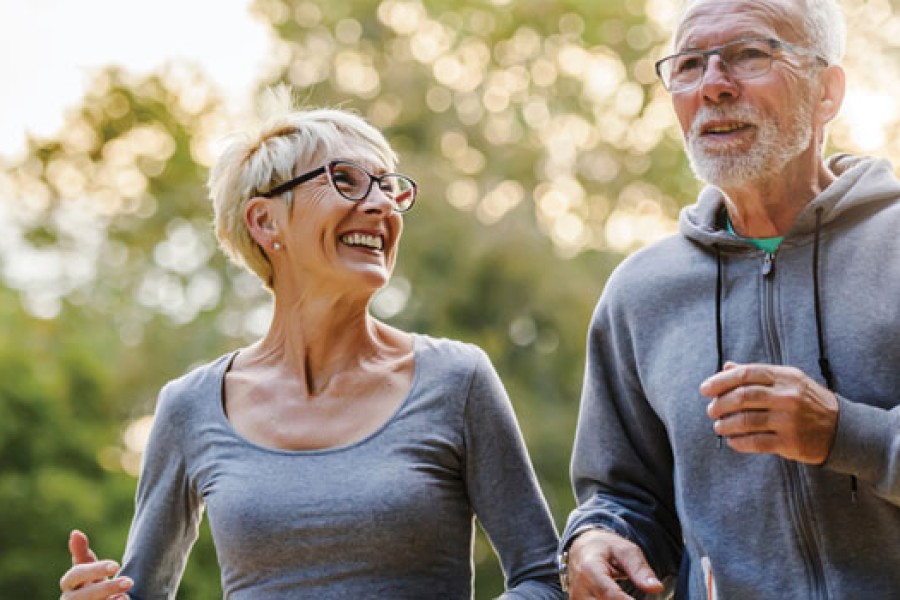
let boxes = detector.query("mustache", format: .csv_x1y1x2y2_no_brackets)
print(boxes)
689,104,761,138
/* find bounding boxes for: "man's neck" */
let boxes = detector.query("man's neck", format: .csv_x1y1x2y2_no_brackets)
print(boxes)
719,158,836,237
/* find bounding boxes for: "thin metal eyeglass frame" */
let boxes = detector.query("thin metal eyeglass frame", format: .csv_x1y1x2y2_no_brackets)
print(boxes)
258,160,417,213
654,37,829,93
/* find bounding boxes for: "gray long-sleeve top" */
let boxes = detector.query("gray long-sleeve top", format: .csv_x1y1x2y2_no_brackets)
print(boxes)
121,334,563,599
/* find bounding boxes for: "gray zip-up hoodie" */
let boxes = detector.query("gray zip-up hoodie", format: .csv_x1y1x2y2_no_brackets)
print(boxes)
562,155,900,599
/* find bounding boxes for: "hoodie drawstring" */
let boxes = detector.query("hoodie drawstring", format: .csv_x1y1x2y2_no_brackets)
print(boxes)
714,245,724,449
812,208,834,389
812,207,857,502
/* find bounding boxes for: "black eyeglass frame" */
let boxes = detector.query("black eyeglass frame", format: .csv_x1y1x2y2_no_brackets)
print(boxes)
654,37,829,93
258,160,418,213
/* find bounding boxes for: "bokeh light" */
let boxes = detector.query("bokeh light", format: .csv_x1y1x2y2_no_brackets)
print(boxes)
2,0,900,323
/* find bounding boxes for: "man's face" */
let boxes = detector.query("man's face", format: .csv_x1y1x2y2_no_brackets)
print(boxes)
671,0,820,188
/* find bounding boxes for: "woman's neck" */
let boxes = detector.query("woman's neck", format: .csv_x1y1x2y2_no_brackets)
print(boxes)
246,290,406,396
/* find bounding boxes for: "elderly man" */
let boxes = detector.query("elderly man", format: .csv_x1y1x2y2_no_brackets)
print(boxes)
559,0,900,598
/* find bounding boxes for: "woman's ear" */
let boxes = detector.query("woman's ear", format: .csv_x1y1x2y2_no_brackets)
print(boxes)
816,64,846,126
245,196,282,252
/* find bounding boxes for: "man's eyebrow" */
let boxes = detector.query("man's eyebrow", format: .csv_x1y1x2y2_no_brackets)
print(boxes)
676,36,769,53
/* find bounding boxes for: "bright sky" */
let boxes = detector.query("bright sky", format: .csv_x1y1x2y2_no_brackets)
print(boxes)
0,0,273,159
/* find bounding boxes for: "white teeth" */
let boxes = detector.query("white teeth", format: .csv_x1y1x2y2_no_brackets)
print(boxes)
340,233,383,250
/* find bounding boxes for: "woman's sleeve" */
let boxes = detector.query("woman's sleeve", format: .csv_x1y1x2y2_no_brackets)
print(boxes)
119,382,203,600
463,347,564,599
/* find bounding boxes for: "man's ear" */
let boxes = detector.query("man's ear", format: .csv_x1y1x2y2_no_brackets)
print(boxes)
245,196,281,251
817,64,846,126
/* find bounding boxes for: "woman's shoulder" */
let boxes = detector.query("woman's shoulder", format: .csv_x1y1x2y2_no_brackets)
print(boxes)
413,333,488,367
156,351,237,417
410,334,497,397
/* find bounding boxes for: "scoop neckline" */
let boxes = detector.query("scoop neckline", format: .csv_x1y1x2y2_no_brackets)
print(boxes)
213,333,423,456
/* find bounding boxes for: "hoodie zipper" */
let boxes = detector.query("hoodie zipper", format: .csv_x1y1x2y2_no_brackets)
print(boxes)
760,251,828,599
760,252,781,363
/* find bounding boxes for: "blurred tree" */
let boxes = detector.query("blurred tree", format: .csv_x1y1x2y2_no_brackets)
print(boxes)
2,0,894,597
0,67,232,596
257,0,690,258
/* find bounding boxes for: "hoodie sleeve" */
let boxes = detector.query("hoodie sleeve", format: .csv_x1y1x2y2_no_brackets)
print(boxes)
561,290,683,584
823,395,900,506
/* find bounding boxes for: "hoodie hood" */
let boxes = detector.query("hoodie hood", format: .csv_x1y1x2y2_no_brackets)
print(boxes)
679,154,900,248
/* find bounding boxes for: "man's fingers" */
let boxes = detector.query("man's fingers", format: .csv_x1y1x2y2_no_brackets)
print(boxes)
570,558,632,600
573,569,632,599
69,530,98,565
706,384,782,418
568,529,663,599
608,545,665,594
702,360,838,462
712,408,786,436
725,432,781,455
700,363,777,397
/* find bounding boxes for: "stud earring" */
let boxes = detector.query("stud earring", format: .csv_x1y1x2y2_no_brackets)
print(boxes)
273,241,282,251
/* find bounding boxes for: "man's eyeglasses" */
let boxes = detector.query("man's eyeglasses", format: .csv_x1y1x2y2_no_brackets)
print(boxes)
655,37,828,93
259,160,418,213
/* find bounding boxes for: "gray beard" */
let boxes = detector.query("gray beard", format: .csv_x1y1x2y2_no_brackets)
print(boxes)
685,98,814,188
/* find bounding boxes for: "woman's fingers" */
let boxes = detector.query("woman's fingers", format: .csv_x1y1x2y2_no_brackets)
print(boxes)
69,530,98,564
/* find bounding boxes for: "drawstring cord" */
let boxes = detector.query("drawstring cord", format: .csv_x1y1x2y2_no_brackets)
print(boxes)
812,207,857,502
714,245,724,449
812,208,834,389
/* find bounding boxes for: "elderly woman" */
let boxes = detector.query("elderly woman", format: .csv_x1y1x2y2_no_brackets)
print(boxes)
58,94,563,599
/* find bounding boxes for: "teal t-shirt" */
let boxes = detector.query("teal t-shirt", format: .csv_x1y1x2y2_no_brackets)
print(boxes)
726,217,783,253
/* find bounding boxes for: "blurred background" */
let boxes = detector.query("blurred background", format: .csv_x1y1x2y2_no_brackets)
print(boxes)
2,0,898,596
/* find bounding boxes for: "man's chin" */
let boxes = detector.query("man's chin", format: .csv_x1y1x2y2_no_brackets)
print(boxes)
688,155,756,188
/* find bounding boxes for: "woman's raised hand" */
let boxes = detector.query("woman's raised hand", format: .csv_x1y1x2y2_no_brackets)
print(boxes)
59,530,133,600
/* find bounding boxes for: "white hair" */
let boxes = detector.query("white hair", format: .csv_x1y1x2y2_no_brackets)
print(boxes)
673,0,846,63
801,0,846,64
207,87,397,289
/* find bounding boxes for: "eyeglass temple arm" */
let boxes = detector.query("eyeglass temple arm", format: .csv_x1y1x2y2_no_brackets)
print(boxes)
259,167,326,198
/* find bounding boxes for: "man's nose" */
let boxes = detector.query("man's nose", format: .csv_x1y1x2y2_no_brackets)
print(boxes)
699,56,740,103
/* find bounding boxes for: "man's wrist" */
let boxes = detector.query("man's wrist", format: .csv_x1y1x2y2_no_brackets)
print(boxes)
558,525,606,592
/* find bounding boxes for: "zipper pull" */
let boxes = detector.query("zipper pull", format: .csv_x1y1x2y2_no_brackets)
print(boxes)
761,252,775,276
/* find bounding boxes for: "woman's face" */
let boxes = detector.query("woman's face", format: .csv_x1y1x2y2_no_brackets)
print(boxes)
275,139,404,298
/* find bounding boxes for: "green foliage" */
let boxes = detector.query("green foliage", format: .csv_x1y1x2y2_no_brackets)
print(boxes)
1,66,234,596
0,289,133,596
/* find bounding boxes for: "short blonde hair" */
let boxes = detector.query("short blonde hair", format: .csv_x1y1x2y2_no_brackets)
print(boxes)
207,88,398,288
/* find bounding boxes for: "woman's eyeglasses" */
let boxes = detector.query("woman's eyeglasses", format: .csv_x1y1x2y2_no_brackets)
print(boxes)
259,160,418,213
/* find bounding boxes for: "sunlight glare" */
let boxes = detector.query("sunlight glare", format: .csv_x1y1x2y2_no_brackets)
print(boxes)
841,91,897,151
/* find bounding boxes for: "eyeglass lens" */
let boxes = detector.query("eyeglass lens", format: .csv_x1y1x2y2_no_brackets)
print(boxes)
328,162,416,211
663,39,775,91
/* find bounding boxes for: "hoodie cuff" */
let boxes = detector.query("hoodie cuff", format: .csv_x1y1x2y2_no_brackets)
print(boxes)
823,394,891,482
